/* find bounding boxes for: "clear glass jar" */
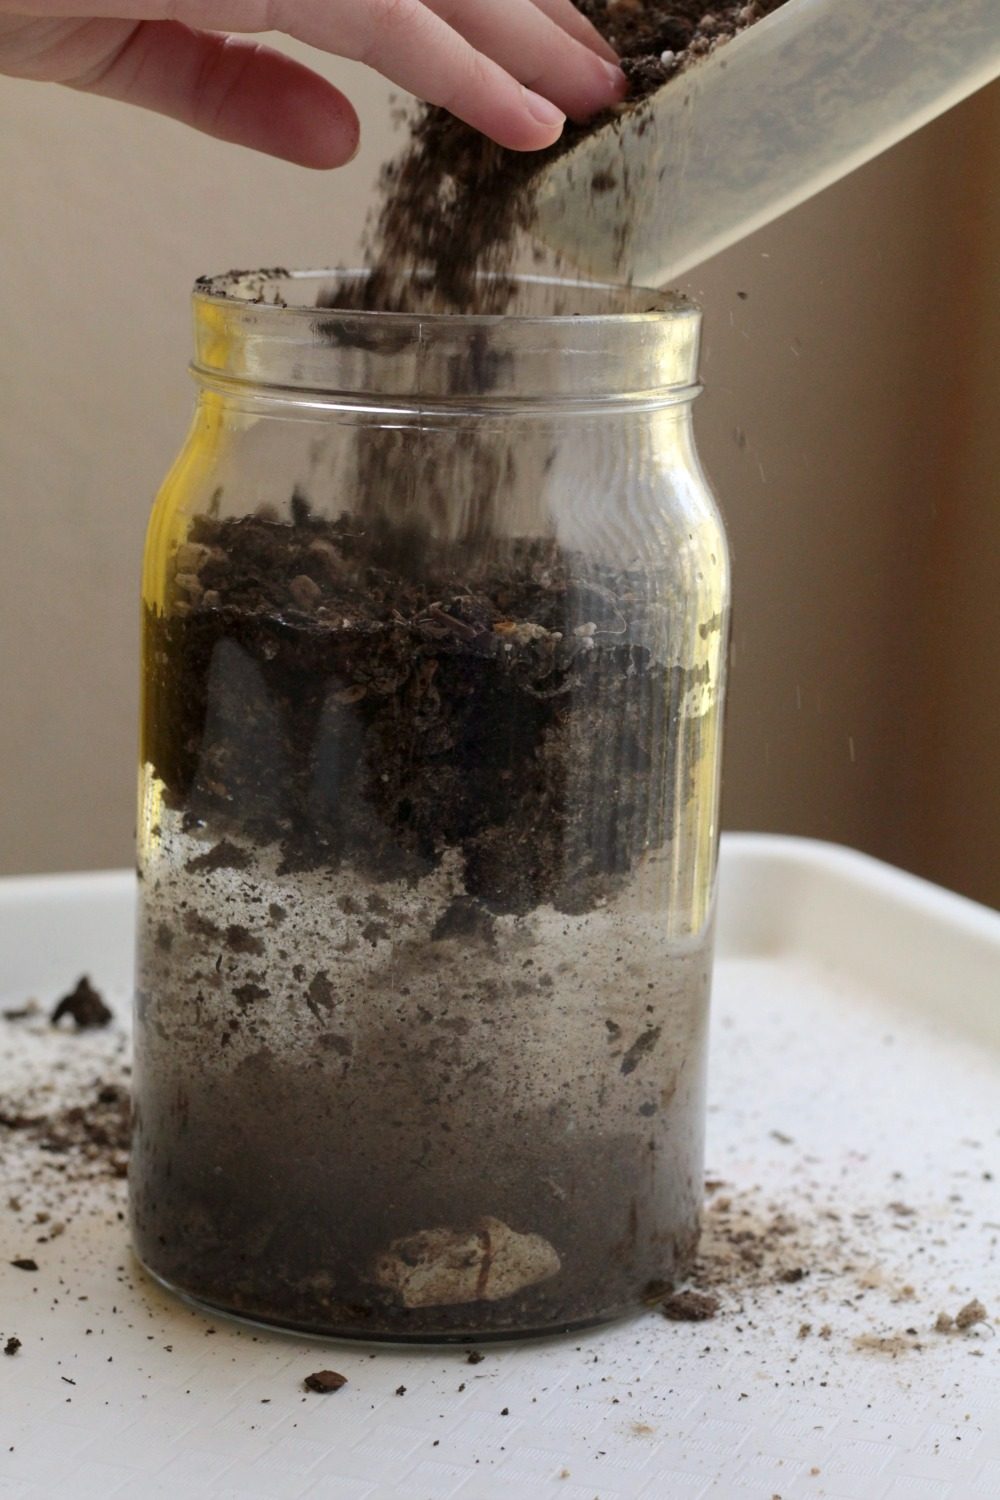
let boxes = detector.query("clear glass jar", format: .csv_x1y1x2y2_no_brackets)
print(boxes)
132,270,730,1341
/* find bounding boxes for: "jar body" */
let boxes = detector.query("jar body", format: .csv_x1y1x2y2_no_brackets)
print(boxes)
132,273,729,1340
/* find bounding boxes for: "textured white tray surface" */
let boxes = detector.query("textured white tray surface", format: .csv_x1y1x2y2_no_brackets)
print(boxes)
2,835,999,1500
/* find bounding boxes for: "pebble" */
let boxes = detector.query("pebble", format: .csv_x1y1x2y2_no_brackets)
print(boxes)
175,542,213,574
374,1217,561,1309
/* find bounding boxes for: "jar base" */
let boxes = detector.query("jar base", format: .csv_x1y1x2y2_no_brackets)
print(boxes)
134,1251,651,1347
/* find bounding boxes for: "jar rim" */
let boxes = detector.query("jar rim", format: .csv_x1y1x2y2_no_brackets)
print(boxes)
190,269,702,404
193,269,697,326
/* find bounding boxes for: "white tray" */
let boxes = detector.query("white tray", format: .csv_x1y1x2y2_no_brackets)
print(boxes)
2,835,999,1500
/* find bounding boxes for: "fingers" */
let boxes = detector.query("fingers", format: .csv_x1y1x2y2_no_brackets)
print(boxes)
72,20,360,167
281,0,568,151
516,0,620,65
423,0,625,122
12,0,625,152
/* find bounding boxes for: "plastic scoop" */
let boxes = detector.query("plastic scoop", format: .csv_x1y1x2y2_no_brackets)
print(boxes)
534,0,1000,285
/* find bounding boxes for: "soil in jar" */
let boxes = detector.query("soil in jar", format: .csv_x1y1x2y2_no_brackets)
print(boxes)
133,507,717,1338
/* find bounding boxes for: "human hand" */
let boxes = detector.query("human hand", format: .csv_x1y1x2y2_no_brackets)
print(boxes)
0,0,625,166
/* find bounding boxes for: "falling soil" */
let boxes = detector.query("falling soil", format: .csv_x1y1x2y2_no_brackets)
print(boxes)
358,1,789,313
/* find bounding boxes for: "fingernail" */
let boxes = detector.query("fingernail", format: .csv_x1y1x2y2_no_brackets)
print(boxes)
600,61,629,100
522,88,565,131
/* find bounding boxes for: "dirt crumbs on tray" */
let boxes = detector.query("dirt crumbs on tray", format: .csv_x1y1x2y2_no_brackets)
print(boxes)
359,1,789,313
641,1176,997,1367
935,1298,989,1333
50,976,113,1030
659,1289,719,1321
303,1370,348,1393
2,982,129,1238
3,991,995,1367
853,1331,924,1357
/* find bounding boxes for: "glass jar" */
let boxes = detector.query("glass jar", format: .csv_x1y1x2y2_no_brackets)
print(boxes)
132,269,730,1341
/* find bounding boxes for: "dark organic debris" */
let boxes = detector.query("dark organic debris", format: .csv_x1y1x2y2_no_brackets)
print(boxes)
145,514,703,916
184,839,253,874
620,1026,662,1076
303,1369,348,1393
661,1289,719,1322
50,977,112,1031
935,1299,989,1334
1,1079,130,1183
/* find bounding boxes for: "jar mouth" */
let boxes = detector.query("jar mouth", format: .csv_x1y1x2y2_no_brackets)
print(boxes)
193,268,693,325
191,269,701,405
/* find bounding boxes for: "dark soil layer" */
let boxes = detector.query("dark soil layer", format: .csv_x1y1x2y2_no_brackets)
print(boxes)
144,511,699,913
131,1075,701,1340
360,0,788,311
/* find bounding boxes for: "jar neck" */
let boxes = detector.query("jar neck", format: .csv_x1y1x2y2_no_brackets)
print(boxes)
191,270,702,411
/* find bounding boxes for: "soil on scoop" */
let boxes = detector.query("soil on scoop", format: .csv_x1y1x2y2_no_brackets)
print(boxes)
357,1,789,313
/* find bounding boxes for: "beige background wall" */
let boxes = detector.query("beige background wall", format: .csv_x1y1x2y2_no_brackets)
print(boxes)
1,55,997,905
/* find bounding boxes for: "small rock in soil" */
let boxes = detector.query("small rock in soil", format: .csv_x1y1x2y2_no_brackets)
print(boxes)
373,1216,560,1308
4,1336,22,1356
